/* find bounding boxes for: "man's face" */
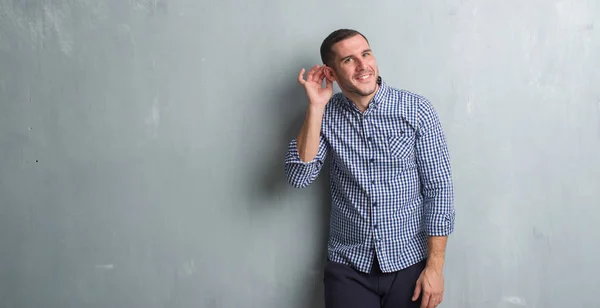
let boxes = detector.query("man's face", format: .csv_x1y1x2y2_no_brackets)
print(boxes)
326,34,379,99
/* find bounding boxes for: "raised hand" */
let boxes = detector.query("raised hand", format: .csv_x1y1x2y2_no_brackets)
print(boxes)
297,64,333,107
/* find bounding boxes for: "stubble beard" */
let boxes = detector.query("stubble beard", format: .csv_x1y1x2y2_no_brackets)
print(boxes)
343,79,377,98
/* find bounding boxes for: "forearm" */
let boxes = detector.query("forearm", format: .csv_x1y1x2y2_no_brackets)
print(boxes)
422,184,453,271
426,236,447,272
296,105,325,162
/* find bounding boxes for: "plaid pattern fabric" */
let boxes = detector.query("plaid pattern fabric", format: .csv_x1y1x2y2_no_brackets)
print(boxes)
284,78,455,273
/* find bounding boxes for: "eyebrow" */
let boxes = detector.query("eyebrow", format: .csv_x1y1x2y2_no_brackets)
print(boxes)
340,49,372,62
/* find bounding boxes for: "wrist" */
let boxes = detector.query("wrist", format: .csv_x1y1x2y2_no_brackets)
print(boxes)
307,104,326,114
426,236,447,273
426,255,445,273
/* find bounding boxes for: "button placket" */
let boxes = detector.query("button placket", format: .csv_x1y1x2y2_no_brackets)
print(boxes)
363,114,379,244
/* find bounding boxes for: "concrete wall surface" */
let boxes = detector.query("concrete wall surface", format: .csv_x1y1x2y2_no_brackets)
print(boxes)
1,0,599,307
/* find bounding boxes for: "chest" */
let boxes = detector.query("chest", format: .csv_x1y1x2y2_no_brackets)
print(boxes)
322,107,418,179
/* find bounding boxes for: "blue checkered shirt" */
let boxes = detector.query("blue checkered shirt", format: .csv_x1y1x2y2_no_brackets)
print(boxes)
284,78,455,273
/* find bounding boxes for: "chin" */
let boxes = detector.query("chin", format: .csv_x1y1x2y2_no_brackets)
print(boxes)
358,84,377,96
341,81,377,97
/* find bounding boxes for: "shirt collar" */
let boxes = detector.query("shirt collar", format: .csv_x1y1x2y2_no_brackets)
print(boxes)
370,76,390,107
340,76,390,111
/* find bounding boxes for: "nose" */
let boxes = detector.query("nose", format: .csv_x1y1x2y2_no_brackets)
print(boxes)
356,58,368,70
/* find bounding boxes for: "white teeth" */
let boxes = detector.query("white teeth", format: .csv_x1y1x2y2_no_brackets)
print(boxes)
358,74,370,80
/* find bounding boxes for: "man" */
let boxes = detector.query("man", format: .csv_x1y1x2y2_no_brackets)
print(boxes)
284,29,455,308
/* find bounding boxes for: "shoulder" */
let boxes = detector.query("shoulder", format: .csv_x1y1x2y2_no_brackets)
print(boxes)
328,92,347,107
387,85,435,112
385,85,440,130
323,92,347,115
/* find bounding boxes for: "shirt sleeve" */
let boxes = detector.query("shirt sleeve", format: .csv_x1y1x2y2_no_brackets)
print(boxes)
284,135,328,188
415,99,456,236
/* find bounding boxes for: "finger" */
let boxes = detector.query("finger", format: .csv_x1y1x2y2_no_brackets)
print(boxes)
420,292,430,308
315,68,327,86
412,283,421,301
325,76,333,89
306,65,320,82
298,68,306,85
318,67,330,86
309,66,324,83
427,294,440,308
429,297,438,308
433,294,443,308
427,296,435,308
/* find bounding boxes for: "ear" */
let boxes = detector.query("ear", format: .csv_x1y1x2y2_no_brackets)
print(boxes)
323,65,336,82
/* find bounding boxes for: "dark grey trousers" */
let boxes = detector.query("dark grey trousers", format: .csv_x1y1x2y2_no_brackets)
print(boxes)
323,255,426,308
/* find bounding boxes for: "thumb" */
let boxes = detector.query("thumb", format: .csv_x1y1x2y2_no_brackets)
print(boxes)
412,280,421,301
325,77,333,89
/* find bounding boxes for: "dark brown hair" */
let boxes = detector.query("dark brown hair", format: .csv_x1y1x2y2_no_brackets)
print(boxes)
320,29,369,67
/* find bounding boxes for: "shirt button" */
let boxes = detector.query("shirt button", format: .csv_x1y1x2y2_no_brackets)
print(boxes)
369,158,375,163
374,224,378,229
367,137,373,142
373,202,377,207
371,180,375,184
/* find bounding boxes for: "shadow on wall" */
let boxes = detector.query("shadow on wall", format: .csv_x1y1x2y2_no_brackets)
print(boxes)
249,61,332,308
255,69,332,202
247,59,333,205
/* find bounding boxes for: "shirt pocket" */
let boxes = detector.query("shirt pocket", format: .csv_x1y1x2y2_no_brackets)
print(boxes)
387,132,416,162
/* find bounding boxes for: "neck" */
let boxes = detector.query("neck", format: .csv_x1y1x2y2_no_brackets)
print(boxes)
344,83,380,113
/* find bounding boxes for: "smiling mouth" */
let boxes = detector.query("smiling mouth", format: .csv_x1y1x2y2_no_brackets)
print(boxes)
355,72,373,82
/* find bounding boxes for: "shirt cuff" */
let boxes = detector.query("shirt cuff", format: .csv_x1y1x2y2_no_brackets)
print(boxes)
285,138,318,165
425,211,455,236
